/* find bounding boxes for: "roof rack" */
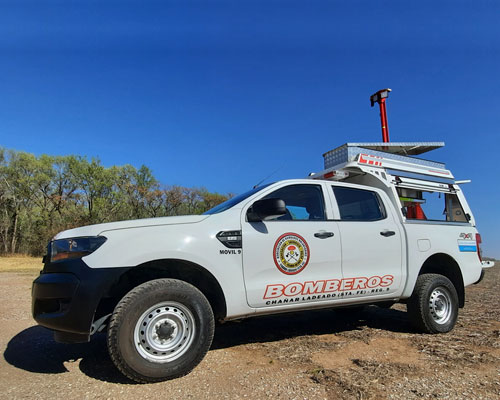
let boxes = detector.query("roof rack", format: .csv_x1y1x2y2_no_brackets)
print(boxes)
314,142,454,181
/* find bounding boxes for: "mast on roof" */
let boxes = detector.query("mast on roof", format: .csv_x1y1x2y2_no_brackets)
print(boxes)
370,88,392,143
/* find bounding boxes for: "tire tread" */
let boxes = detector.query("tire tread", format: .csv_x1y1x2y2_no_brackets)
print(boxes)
107,279,214,383
407,273,458,334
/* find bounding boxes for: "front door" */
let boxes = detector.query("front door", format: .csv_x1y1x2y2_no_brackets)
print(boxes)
241,182,343,308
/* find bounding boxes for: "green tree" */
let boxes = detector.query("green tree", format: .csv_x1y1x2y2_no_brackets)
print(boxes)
0,147,231,255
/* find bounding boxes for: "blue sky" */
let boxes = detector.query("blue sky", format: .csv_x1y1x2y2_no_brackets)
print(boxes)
1,0,499,258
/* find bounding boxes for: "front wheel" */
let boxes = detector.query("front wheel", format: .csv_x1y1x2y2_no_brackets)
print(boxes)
407,273,459,333
107,278,214,383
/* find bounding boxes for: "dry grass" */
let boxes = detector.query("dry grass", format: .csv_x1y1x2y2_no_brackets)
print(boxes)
0,255,497,398
0,255,42,274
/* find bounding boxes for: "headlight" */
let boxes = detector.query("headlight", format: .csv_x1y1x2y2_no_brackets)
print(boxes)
50,236,107,262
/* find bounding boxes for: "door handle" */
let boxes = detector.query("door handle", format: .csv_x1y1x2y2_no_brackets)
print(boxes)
314,231,334,239
380,230,396,237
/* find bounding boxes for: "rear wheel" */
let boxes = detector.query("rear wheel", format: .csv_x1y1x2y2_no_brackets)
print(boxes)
107,278,214,383
407,273,458,333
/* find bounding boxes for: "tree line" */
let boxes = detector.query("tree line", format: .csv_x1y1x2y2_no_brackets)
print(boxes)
0,148,231,256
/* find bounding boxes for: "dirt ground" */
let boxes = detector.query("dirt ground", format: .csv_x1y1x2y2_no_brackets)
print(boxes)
0,257,498,400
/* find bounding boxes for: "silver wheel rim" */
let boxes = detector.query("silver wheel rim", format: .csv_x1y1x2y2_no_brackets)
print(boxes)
133,301,196,363
429,286,453,325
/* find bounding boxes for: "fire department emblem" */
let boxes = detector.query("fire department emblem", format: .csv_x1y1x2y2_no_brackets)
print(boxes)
273,233,310,275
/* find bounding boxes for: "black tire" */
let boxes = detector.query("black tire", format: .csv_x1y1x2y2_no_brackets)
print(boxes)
407,273,459,334
107,278,214,383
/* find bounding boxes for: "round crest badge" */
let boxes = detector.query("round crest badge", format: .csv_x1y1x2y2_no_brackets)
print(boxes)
273,233,310,275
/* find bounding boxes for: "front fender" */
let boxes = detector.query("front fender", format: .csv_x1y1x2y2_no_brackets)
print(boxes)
82,224,252,318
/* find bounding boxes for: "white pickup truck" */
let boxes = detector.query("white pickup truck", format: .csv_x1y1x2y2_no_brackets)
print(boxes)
32,142,493,383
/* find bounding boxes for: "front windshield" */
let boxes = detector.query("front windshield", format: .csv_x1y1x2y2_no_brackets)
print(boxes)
203,183,272,215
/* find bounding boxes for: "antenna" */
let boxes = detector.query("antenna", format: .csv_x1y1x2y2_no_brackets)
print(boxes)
253,165,285,189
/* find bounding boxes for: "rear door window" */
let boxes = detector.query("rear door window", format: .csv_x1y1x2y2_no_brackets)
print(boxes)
332,186,386,221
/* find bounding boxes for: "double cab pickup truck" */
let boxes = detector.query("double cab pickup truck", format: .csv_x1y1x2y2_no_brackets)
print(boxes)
32,142,493,382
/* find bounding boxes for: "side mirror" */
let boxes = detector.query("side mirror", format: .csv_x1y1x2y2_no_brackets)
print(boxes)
247,198,287,222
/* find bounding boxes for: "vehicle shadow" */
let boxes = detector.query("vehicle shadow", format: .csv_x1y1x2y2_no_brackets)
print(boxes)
3,326,132,384
212,305,410,349
4,306,410,384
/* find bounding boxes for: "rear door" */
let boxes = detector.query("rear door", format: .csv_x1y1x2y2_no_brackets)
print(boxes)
329,185,403,298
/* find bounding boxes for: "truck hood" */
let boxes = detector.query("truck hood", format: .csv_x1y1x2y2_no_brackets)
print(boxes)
54,215,210,239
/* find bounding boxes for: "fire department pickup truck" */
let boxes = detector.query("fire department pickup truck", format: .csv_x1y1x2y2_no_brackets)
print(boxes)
32,142,493,383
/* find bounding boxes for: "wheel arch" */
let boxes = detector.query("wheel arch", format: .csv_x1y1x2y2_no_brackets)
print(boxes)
95,258,227,322
418,253,465,308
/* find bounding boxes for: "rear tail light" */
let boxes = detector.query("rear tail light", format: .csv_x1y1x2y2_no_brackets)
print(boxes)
475,233,483,262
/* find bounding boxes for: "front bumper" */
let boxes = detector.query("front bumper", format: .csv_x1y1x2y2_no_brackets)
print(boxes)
32,258,129,343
